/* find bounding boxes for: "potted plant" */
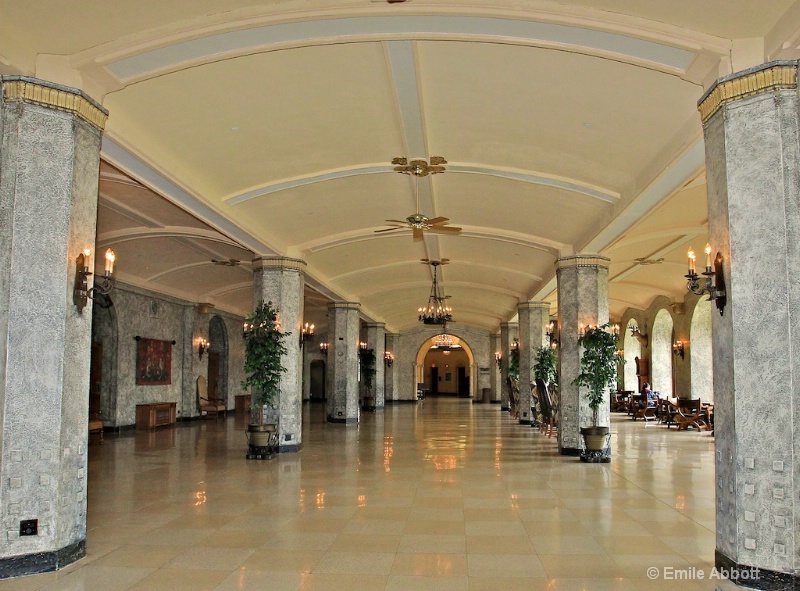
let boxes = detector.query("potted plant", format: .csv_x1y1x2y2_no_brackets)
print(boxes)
359,347,377,409
533,345,557,386
242,300,289,458
573,324,622,461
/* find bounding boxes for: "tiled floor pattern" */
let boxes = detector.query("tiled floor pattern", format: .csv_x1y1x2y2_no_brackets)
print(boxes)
0,399,744,591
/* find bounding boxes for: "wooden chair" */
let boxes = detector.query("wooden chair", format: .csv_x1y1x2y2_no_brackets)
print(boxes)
88,409,104,443
674,398,706,430
632,395,657,423
507,377,520,420
197,375,226,418
535,378,558,437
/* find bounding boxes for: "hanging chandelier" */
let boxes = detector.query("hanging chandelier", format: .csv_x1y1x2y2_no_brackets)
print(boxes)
418,259,453,325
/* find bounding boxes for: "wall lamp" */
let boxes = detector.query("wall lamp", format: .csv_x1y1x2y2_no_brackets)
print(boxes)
359,341,368,350
198,338,210,359
385,351,394,367
319,342,329,354
74,248,116,313
300,322,315,345
629,324,649,347
673,340,685,359
546,321,559,347
510,339,518,350
686,244,727,315
495,352,502,368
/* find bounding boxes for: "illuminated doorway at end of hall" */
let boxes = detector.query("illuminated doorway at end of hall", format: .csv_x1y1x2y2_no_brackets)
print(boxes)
416,334,474,398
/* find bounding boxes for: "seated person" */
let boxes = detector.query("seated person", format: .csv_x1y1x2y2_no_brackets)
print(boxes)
639,383,657,407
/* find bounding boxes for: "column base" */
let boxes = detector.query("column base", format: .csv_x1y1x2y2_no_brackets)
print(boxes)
501,405,509,411
490,400,502,404
327,416,359,424
518,418,532,425
0,539,85,579
559,447,583,457
580,449,611,463
716,549,796,590
278,443,303,453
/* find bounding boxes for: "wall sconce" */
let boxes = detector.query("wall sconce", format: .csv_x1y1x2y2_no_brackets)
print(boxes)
495,352,502,368
198,337,210,359
73,248,116,313
578,323,596,338
686,244,727,315
359,341,368,350
510,339,518,350
611,323,620,336
385,351,394,367
673,340,685,359
319,342,329,354
300,322,315,346
629,324,649,347
546,321,559,347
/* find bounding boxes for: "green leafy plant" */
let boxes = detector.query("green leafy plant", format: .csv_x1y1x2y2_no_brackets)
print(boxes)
573,324,623,427
533,346,558,386
508,339,520,381
242,301,289,422
359,348,377,390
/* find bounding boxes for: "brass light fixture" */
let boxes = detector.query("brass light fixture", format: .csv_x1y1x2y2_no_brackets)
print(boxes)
384,351,394,367
198,338,210,359
418,260,453,325
673,340,685,359
73,247,116,313
300,322,315,346
319,342,329,354
686,244,727,315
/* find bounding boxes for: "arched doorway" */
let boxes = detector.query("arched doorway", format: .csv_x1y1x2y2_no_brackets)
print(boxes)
651,309,674,398
414,333,476,398
310,359,326,400
208,315,229,407
623,319,641,392
91,298,118,426
690,300,713,403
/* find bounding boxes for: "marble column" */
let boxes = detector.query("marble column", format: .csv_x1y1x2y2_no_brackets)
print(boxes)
384,333,398,401
555,255,609,456
490,333,501,402
326,302,361,423
364,322,386,410
517,302,550,424
0,77,106,576
252,257,305,452
499,322,518,411
700,60,800,587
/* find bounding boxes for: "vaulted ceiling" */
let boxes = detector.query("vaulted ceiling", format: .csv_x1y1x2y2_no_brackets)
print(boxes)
3,1,798,332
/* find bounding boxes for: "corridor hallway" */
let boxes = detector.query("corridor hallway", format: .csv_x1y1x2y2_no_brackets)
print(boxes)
2,400,734,591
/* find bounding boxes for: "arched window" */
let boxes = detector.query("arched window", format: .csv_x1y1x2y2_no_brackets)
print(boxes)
690,300,713,403
651,309,674,398
623,319,641,391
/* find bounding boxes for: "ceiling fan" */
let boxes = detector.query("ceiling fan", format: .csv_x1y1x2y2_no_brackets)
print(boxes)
375,157,462,241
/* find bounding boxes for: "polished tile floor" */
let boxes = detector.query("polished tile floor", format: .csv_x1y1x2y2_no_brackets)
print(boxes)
0,399,741,591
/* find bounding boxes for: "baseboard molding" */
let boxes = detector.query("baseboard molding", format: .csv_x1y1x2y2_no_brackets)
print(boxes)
0,539,85,580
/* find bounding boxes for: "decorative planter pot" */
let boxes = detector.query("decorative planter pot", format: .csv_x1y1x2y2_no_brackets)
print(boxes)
580,426,610,463
246,423,277,459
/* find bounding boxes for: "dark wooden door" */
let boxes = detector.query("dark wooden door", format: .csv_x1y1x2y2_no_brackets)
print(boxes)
89,342,103,416
430,367,439,394
310,360,326,400
208,351,220,400
457,367,469,397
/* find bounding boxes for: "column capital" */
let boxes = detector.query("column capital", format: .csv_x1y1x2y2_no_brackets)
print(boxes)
517,301,550,311
699,60,797,124
327,301,360,311
1,76,108,131
500,321,518,329
555,254,610,270
364,322,386,329
253,256,306,272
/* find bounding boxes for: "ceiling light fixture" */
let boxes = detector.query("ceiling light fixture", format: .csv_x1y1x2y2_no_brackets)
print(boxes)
418,260,453,325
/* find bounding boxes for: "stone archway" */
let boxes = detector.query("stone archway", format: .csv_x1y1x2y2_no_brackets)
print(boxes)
690,300,713,403
651,309,673,398
414,333,476,399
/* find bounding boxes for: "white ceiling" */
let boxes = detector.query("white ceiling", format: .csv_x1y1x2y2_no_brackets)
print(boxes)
3,0,798,332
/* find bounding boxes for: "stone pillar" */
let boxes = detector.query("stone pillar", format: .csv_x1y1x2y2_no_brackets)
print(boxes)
384,333,398,401
555,255,609,456
252,257,305,452
364,322,386,410
326,302,360,423
499,322,518,411
700,60,800,587
517,302,550,424
0,77,107,576
490,333,501,402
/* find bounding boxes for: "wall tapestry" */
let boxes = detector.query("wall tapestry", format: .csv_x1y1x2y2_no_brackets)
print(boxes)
136,337,173,385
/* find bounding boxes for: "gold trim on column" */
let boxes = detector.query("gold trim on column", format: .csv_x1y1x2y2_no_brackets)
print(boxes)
518,301,550,310
327,301,361,311
555,255,610,270
253,257,307,272
2,77,107,131
698,62,797,124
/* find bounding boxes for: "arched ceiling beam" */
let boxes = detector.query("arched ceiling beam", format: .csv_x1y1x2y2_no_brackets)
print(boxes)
332,259,541,282
97,14,714,85
297,225,566,255
146,260,250,282
358,280,523,300
97,226,244,249
224,163,618,206
202,281,254,299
